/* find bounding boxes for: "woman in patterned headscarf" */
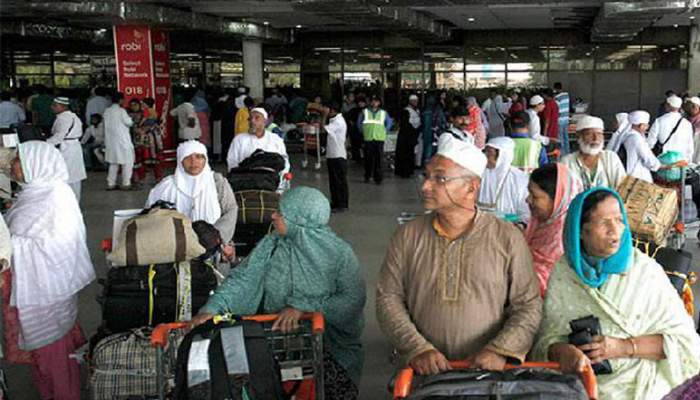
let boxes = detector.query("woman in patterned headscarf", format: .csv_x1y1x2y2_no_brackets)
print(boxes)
193,187,366,397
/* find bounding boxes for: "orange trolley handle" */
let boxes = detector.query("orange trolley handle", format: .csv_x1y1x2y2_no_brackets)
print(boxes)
393,360,598,400
150,312,325,349
659,161,688,169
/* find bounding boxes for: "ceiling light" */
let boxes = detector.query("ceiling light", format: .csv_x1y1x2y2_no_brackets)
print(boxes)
263,21,269,25
674,24,679,28
691,16,696,20
467,17,475,22
295,24,302,28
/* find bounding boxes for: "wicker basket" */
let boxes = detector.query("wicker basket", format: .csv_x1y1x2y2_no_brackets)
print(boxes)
617,176,678,245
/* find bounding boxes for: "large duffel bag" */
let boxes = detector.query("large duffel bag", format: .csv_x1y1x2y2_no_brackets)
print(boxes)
228,150,285,192
617,175,678,245
90,326,185,400
172,319,285,400
102,261,219,333
235,190,280,224
108,208,206,266
403,369,590,400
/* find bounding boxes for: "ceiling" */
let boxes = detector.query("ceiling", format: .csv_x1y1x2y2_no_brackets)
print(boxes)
1,1,699,43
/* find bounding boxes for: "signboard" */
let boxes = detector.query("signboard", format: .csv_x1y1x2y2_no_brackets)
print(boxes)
113,25,154,104
151,29,174,151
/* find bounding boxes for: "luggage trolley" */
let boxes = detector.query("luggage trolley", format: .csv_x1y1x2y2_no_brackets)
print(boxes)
384,129,399,172
151,312,326,400
298,123,323,170
393,361,598,400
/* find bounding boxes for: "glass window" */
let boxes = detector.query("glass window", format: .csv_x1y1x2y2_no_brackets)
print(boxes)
55,75,89,88
400,72,424,89
266,73,300,88
16,75,53,87
424,46,464,71
506,46,547,71
389,48,423,71
507,71,548,89
639,45,688,70
265,45,300,73
594,45,640,71
344,47,384,72
466,72,505,89
466,46,505,68
549,46,594,70
434,72,464,89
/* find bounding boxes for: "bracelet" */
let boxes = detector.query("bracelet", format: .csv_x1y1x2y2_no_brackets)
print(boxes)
627,338,637,358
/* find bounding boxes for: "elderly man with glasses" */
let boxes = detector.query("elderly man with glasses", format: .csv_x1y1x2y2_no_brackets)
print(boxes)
376,134,542,376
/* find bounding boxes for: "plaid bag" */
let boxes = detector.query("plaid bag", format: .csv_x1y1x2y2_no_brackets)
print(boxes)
90,327,185,400
235,190,281,224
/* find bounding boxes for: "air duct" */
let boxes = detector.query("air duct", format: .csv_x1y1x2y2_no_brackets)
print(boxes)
592,1,691,42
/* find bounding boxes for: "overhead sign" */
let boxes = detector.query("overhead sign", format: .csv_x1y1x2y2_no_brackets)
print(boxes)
151,28,173,152
113,25,154,104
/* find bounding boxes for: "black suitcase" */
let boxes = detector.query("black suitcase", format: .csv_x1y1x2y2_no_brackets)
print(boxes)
232,222,272,258
654,247,693,295
101,261,218,333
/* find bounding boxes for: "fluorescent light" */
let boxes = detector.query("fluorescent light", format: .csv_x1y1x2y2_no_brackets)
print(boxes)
674,24,679,28
467,17,475,22
263,21,269,25
295,24,302,28
690,16,696,20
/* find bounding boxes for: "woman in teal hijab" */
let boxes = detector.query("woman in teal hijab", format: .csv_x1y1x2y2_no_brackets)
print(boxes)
194,187,366,394
533,187,700,400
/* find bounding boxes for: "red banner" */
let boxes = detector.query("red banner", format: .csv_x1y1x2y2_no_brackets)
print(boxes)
151,29,173,152
113,25,154,104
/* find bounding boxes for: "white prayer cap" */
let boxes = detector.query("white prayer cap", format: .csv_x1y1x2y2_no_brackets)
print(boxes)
408,94,419,101
689,97,700,107
436,133,487,178
576,115,604,132
485,136,515,153
529,95,544,106
667,95,683,109
250,107,268,120
628,110,650,125
237,87,247,94
53,96,70,105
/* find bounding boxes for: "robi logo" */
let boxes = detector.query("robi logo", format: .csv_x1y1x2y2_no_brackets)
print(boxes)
120,42,142,52
154,43,166,52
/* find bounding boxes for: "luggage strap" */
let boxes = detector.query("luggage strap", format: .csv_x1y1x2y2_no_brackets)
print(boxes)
148,265,156,326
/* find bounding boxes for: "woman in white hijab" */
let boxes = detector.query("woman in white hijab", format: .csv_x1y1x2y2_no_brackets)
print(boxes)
478,137,531,224
5,141,95,400
147,140,238,244
605,112,631,152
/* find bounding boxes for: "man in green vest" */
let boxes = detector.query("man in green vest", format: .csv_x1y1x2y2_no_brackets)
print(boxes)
508,111,548,174
357,94,393,184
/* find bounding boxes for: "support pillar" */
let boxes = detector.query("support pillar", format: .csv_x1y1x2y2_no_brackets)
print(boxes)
689,22,700,94
243,40,264,99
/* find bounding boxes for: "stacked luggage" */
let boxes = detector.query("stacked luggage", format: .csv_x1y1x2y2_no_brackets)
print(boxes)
90,203,222,400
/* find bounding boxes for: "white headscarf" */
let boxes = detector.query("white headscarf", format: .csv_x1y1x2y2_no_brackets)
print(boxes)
480,137,515,203
147,140,222,224
607,112,631,152
436,133,487,178
6,141,95,309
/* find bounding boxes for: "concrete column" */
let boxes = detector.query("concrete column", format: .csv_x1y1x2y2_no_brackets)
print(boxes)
243,40,264,99
689,22,700,94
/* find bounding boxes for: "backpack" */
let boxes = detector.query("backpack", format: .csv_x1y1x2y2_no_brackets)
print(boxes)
652,115,683,156
173,318,285,400
228,150,286,192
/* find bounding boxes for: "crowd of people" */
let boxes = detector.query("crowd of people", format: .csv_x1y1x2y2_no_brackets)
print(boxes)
3,81,700,400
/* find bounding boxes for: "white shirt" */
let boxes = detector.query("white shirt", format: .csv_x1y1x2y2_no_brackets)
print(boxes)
647,111,694,162
526,108,549,145
170,102,201,140
81,123,105,145
561,150,627,192
0,101,26,128
620,129,661,183
85,95,111,122
103,104,134,165
324,114,347,159
47,110,86,183
227,130,288,171
478,167,531,223
406,106,421,129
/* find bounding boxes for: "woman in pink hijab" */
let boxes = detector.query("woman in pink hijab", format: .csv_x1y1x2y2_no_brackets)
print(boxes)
525,162,581,297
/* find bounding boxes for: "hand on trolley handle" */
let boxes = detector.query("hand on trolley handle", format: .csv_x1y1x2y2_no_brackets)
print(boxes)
191,307,307,332
393,360,599,400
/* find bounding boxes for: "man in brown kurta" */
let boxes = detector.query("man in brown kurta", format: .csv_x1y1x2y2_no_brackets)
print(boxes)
376,133,542,375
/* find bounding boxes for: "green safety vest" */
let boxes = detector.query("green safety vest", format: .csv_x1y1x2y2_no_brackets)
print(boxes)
362,108,387,142
512,138,542,175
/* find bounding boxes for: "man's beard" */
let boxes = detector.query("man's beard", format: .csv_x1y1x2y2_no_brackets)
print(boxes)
578,138,603,155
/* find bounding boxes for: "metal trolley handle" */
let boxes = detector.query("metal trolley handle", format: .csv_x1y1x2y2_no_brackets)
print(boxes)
393,360,598,400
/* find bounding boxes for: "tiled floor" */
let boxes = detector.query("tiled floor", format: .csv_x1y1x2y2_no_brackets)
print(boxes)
5,155,699,399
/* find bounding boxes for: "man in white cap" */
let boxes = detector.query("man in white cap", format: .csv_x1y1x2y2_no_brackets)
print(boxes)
617,111,660,183
560,115,626,192
227,107,288,175
47,96,86,200
526,95,549,146
647,95,694,162
377,133,542,375
395,94,421,178
478,137,530,224
686,97,700,164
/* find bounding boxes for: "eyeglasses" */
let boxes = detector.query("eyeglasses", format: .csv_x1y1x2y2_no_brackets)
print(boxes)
417,172,473,185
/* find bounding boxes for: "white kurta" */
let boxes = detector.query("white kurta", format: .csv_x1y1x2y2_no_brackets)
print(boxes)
479,137,530,223
47,110,86,183
526,108,550,145
561,150,627,192
103,104,134,165
226,131,288,171
620,130,661,183
170,102,201,140
647,112,694,161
